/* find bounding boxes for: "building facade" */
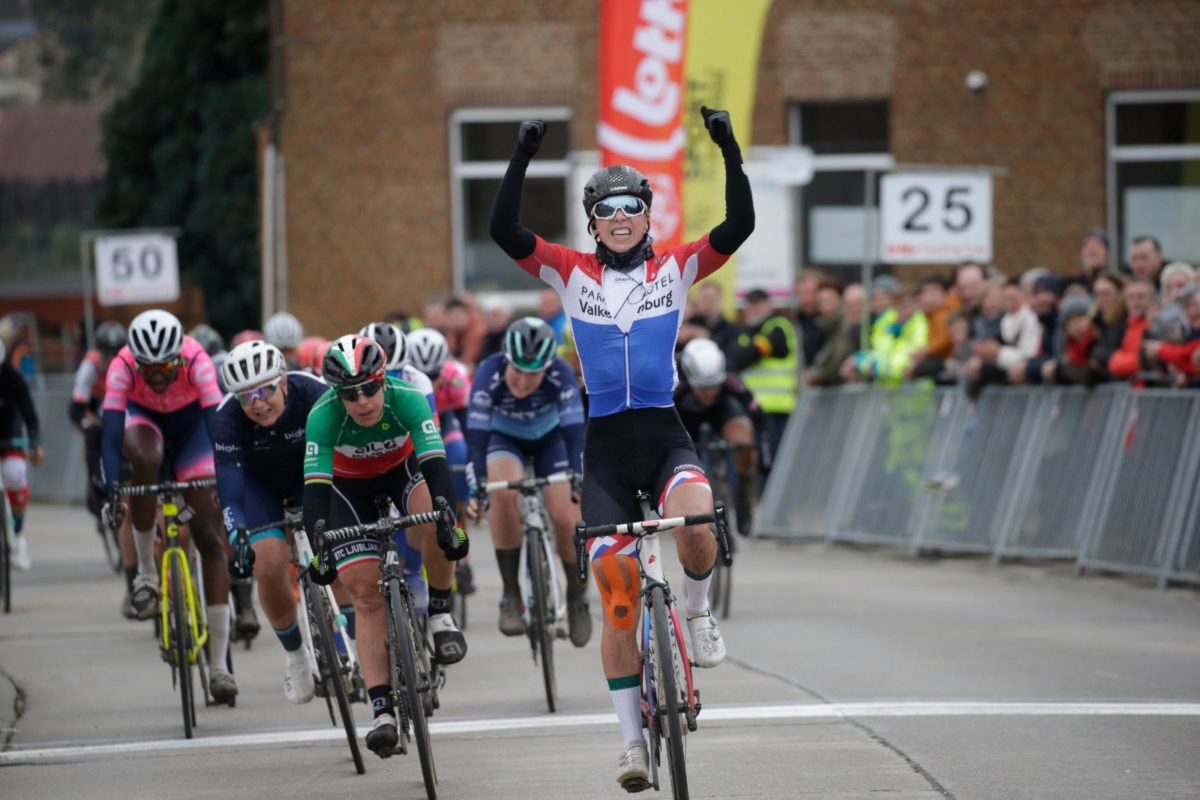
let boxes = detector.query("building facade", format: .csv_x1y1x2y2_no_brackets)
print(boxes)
278,0,1200,336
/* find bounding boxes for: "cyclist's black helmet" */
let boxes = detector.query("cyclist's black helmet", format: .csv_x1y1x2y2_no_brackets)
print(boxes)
95,321,127,355
582,165,653,218
503,317,557,373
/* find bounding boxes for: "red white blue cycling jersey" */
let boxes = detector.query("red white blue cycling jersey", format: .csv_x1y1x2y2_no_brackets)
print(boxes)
515,234,729,417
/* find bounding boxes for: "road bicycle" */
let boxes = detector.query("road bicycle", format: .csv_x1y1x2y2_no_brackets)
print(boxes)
316,498,454,800
693,428,755,620
0,437,28,614
247,507,365,774
575,493,732,800
116,478,234,739
481,470,575,713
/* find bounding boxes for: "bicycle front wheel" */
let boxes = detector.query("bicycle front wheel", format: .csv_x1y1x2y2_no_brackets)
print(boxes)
388,581,437,799
650,585,688,799
526,530,557,712
167,557,194,739
303,574,365,774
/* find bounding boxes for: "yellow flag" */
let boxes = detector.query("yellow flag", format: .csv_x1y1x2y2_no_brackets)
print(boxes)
683,0,773,313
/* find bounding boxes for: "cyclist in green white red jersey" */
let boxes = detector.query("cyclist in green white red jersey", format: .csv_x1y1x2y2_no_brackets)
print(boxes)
302,334,468,758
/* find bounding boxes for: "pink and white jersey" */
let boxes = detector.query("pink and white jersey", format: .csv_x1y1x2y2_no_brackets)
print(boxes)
435,358,471,413
514,234,728,417
103,337,223,414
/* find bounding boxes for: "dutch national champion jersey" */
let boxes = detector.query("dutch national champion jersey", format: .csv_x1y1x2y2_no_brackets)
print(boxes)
303,376,446,483
515,234,730,417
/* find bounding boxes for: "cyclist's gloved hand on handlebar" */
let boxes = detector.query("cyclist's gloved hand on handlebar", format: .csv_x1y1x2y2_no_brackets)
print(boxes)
433,496,470,561
308,520,339,586
228,527,255,579
101,487,124,529
466,488,489,520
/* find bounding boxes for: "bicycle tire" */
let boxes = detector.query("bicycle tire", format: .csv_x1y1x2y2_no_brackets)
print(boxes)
526,529,557,713
0,502,10,614
99,522,122,572
303,573,365,774
168,556,194,739
650,585,688,800
388,580,437,799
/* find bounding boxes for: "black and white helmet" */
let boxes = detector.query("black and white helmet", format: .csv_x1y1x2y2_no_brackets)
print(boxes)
222,341,286,393
582,164,653,217
128,310,184,364
680,339,726,388
407,328,450,378
264,312,304,350
359,322,408,370
95,321,128,355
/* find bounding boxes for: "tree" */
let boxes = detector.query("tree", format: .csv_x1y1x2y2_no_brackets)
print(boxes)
94,0,268,334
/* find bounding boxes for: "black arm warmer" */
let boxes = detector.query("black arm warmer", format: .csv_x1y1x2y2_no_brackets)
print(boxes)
419,456,458,519
488,148,538,261
303,481,333,540
708,143,755,256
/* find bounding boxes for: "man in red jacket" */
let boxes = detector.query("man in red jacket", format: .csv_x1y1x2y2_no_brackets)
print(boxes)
1108,279,1155,383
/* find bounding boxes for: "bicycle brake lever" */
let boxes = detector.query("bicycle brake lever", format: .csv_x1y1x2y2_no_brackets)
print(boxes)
713,501,733,567
574,522,588,584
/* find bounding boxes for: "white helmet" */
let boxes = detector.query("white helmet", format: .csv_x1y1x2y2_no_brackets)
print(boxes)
128,310,184,364
264,312,304,349
680,338,726,388
222,340,286,393
359,322,409,370
407,328,450,378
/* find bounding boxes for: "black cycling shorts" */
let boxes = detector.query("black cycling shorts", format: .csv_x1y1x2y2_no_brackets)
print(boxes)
328,453,424,570
581,406,708,531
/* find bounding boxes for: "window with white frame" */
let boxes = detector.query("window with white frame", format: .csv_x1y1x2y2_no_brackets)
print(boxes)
450,108,572,294
789,100,893,284
1107,91,1200,270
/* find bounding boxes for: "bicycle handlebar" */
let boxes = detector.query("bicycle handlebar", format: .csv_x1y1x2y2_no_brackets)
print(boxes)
573,501,733,583
116,478,217,497
246,507,303,536
317,506,449,545
482,470,577,494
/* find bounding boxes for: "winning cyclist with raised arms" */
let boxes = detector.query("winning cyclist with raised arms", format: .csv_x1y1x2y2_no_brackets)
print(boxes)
490,107,754,790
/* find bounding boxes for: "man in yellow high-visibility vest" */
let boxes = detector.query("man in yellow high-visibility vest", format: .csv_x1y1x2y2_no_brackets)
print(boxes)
728,288,798,466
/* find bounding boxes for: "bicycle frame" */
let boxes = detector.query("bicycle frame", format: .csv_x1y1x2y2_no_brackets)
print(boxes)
158,496,207,665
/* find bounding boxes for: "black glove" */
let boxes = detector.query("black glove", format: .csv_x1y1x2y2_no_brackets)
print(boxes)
309,521,339,586
229,527,256,579
700,105,734,148
433,496,470,561
517,120,546,158
471,487,490,515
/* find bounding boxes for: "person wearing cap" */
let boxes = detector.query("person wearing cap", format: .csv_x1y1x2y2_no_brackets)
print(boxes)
1017,294,1098,385
1011,274,1063,384
1144,285,1200,386
728,288,798,463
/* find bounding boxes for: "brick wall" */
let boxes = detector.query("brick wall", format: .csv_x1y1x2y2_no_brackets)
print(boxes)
281,0,1200,335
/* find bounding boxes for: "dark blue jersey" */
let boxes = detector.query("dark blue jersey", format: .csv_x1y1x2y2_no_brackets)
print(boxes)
212,371,328,532
466,353,584,481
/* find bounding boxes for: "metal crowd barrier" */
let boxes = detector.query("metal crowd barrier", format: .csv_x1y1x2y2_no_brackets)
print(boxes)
755,382,1200,589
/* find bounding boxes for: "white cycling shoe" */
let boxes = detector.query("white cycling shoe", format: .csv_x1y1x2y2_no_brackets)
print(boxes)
616,739,650,792
283,650,315,704
687,611,726,668
11,534,31,572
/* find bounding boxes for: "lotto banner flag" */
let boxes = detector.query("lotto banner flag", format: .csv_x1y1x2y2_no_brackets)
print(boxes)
597,0,689,249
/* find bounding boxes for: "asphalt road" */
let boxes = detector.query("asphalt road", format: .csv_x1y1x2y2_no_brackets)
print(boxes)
2,504,1198,799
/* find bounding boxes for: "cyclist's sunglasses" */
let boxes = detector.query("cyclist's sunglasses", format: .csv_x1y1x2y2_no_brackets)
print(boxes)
591,194,647,220
337,379,384,402
236,379,282,407
137,358,180,379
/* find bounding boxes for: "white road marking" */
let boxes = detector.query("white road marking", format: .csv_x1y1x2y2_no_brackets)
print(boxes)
3,701,1199,765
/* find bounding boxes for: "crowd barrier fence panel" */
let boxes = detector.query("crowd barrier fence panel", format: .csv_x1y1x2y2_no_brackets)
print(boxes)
28,374,89,505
